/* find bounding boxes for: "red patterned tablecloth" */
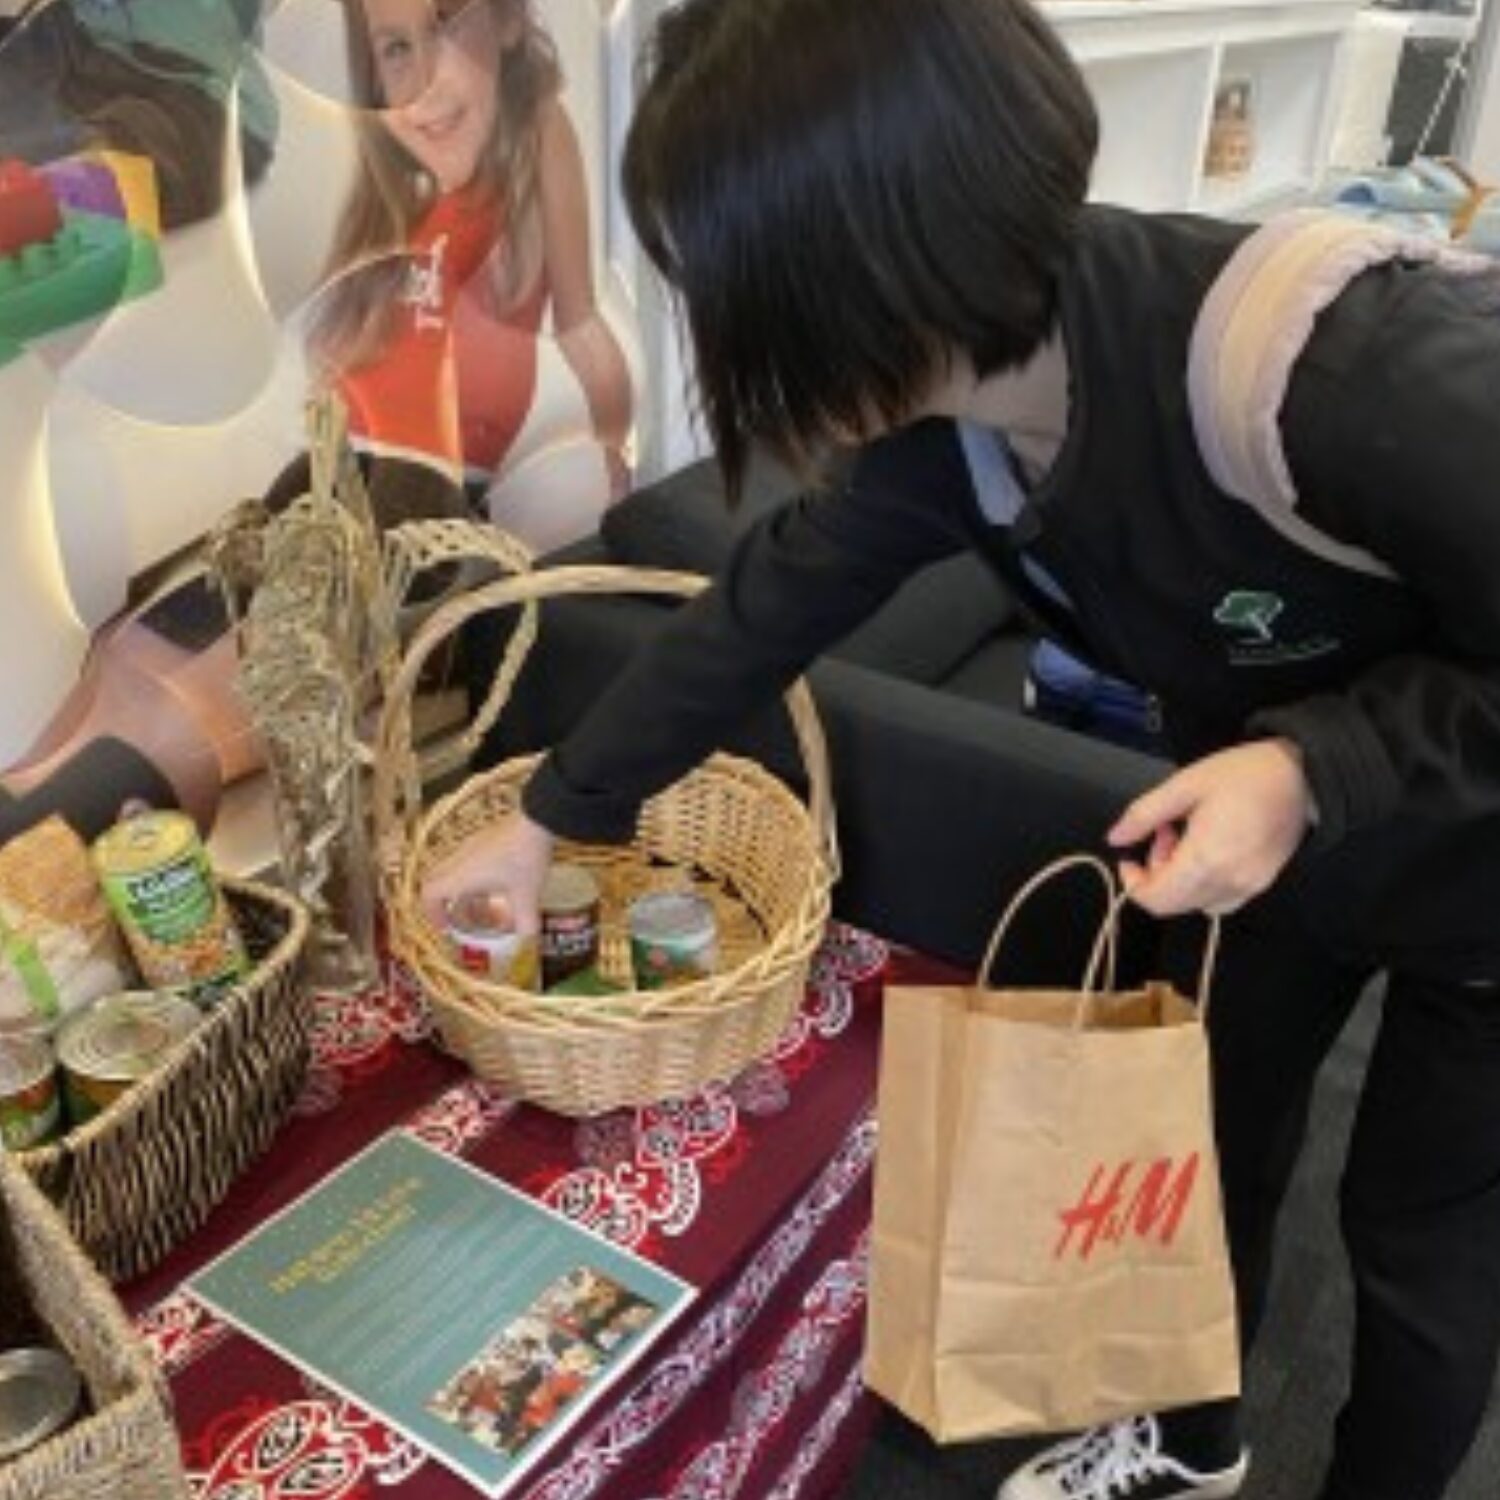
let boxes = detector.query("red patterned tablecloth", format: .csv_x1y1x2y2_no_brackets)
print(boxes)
123,925,898,1500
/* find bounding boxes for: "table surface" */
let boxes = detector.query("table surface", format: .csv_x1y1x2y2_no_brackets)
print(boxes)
122,925,902,1500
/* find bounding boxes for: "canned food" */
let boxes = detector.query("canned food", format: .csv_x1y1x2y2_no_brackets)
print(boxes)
628,892,719,991
0,1348,82,1461
93,811,247,1005
55,991,202,1125
444,891,540,991
0,1023,61,1151
540,864,601,990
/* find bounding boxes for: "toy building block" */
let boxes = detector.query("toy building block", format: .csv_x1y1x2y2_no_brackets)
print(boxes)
0,207,163,346
0,161,63,258
0,156,164,348
93,149,163,238
39,158,127,224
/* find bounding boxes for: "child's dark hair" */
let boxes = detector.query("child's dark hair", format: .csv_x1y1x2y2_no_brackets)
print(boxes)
623,0,1098,493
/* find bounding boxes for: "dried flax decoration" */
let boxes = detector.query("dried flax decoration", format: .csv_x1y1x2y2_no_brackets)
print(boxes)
210,396,397,992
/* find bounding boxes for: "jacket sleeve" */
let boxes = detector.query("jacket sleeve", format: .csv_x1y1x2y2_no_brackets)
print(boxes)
1254,266,1500,844
522,420,976,842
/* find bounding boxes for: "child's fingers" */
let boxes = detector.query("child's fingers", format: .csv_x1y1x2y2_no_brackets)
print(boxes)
1123,823,1246,917
1107,771,1200,848
1148,826,1179,870
1122,843,1203,915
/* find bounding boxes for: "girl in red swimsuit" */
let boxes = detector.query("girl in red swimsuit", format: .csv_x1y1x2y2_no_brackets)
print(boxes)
309,0,633,538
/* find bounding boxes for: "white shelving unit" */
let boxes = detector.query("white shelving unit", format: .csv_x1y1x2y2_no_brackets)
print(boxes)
1463,1,1500,179
1043,0,1366,214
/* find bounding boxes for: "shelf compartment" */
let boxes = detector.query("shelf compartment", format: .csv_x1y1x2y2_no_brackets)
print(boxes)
1082,47,1218,209
1195,32,1346,215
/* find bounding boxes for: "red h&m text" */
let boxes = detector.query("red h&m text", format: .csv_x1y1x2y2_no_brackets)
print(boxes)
1053,1154,1201,1261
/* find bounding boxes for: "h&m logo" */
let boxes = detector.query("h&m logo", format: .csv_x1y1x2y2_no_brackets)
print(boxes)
1053,1154,1201,1261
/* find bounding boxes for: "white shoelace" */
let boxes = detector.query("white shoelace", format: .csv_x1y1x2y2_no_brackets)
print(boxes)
1042,1415,1171,1498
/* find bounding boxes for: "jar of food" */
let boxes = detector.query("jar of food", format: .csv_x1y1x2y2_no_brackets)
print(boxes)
0,1022,61,1151
443,891,540,991
628,892,719,991
92,810,247,1005
55,990,202,1125
0,1348,81,1461
540,864,601,990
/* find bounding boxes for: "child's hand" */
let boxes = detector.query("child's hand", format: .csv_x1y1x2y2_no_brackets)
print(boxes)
421,812,556,935
1106,739,1312,917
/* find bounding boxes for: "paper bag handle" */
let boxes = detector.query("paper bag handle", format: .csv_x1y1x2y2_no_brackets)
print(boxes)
1194,908,1224,1022
980,855,1225,1031
979,854,1120,996
1085,889,1225,1027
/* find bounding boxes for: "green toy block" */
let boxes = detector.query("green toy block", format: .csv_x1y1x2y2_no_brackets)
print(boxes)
0,209,163,346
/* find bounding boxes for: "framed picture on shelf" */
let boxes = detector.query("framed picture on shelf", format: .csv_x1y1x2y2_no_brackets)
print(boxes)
1205,75,1256,180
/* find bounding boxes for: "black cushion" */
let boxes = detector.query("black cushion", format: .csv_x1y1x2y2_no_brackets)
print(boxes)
601,458,1017,687
599,454,797,569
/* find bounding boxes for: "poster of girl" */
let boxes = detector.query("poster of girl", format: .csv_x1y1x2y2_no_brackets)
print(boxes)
308,0,634,549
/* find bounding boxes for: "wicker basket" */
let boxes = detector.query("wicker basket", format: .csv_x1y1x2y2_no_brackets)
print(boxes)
19,879,311,1282
376,565,837,1117
0,1155,189,1500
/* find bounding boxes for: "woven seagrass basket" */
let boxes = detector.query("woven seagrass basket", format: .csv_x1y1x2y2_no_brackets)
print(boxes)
377,565,837,1117
20,879,310,1282
0,1154,189,1500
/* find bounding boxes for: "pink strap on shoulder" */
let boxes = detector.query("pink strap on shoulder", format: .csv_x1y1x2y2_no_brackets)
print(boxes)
1188,208,1490,580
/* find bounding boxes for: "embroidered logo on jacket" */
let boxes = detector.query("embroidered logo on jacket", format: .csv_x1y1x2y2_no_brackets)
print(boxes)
1214,590,1339,667
1214,590,1283,643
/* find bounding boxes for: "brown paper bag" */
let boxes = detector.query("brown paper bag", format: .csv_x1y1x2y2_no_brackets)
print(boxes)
865,855,1240,1442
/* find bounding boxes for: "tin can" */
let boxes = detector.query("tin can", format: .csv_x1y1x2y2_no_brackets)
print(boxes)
444,891,540,991
0,1348,81,1461
55,990,202,1125
540,864,602,990
93,810,247,1005
628,892,719,991
0,1023,61,1151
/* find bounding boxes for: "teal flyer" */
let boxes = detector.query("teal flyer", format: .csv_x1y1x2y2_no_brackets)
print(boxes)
189,1131,695,1496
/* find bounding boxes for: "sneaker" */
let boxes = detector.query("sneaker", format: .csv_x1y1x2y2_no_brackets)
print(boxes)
997,1414,1249,1499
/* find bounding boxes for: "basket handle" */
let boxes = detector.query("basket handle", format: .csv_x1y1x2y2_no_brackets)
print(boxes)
381,517,538,776
373,563,839,885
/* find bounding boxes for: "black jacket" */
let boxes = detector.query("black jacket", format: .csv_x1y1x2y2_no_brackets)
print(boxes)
526,206,1500,979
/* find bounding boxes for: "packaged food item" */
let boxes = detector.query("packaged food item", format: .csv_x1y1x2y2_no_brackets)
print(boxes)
55,990,201,1125
0,1348,81,1460
92,810,247,1004
0,1022,61,1151
540,863,601,990
0,816,131,1030
443,891,540,991
548,967,627,999
628,892,719,990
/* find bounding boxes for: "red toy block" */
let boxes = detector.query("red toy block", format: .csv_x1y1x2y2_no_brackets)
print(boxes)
0,160,62,258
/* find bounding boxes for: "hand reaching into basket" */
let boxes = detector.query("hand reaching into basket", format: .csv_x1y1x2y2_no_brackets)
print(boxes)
421,812,557,935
